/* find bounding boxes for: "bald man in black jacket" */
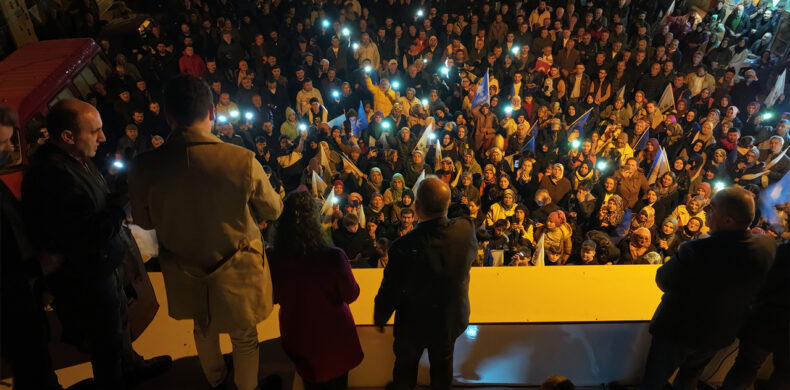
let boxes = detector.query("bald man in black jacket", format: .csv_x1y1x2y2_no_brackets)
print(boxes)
374,177,477,390
639,187,776,390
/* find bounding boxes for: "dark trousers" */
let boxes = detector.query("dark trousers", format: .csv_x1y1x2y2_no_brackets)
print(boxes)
721,338,790,390
391,334,455,390
638,336,718,390
304,372,349,390
0,281,61,390
51,269,142,390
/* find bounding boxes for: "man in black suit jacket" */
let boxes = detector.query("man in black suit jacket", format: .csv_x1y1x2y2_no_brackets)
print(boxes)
374,177,477,390
639,187,776,390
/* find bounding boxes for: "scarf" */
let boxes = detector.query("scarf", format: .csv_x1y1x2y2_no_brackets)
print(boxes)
388,173,406,203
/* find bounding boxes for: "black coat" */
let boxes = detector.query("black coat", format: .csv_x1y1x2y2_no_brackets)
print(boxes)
738,242,789,350
374,216,476,341
22,143,127,284
332,226,376,262
649,230,775,350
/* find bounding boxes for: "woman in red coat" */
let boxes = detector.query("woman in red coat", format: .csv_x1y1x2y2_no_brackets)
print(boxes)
267,190,363,390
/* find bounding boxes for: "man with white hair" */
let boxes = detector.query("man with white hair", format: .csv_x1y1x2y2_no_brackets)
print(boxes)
760,136,790,185
353,32,380,71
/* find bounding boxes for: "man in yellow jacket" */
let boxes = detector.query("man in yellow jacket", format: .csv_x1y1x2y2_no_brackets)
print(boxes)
365,74,398,117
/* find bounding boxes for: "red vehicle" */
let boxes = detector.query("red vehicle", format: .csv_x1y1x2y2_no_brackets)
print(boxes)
0,38,113,198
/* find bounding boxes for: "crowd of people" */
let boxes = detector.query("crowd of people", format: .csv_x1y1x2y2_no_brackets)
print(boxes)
47,0,790,267
2,0,790,388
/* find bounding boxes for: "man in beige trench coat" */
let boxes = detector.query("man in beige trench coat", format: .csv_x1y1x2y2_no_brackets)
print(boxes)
129,75,283,390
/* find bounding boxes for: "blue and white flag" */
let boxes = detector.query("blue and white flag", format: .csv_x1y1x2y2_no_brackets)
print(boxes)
352,101,368,136
326,114,346,129
567,108,592,138
340,153,364,178
647,146,670,184
634,129,650,151
471,69,490,108
520,120,539,154
760,169,790,224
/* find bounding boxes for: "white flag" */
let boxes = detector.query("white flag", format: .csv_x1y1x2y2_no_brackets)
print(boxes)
728,50,750,75
358,206,366,226
311,171,327,197
379,131,391,149
657,83,675,113
326,114,346,129
320,188,336,216
765,69,786,108
319,147,334,175
414,123,434,154
532,233,545,266
659,0,675,26
413,170,426,193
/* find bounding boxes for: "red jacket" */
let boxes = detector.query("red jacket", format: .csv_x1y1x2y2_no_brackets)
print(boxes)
266,246,363,382
178,52,207,78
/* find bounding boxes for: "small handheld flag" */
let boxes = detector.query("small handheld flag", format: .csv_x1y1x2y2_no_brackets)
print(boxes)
633,130,650,151
352,101,368,136
414,123,434,154
311,171,327,197
321,188,336,216
647,147,670,184
326,114,346,129
340,153,364,178
319,147,334,175
358,206,366,226
765,69,786,108
520,120,539,154
471,69,491,108
616,86,625,101
657,83,675,113
567,108,593,138
759,169,790,224
532,233,545,266
413,170,426,192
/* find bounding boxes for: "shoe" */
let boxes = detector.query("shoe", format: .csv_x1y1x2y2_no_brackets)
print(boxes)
258,374,282,390
124,355,173,387
210,376,231,390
